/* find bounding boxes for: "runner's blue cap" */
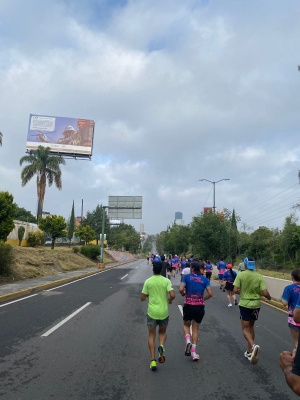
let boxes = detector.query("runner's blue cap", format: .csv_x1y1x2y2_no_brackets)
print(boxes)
244,257,255,270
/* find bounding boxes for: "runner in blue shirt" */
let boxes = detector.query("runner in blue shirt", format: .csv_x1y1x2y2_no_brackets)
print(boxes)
179,262,212,361
217,258,227,291
205,260,213,281
222,264,238,307
282,269,300,348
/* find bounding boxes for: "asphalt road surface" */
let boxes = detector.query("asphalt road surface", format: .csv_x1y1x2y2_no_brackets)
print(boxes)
0,259,298,399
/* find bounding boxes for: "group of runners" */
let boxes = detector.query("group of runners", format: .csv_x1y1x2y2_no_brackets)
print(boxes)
142,254,300,397
141,255,271,372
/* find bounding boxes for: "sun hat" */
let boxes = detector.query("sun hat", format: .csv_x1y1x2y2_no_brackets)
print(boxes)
244,257,255,270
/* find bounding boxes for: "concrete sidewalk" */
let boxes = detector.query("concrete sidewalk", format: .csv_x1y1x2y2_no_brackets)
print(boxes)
0,260,134,303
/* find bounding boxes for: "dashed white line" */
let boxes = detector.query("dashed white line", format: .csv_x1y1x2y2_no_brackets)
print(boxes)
45,270,106,291
120,274,128,280
0,294,38,308
178,305,192,335
41,302,91,337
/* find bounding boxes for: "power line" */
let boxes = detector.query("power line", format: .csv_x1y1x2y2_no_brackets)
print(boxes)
242,192,300,224
238,173,296,213
245,202,296,225
240,182,299,216
252,208,298,228
203,186,213,208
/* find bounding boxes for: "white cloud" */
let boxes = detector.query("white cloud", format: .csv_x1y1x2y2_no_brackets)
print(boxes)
1,0,300,232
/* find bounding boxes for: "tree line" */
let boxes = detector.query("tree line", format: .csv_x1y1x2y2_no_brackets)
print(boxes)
155,209,300,270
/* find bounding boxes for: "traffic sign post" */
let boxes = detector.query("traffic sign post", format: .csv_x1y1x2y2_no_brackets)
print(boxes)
99,199,142,264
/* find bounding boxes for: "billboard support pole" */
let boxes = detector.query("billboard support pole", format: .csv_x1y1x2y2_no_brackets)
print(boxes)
100,207,107,264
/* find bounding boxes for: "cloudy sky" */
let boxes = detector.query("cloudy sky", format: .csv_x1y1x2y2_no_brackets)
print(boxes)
1,0,300,234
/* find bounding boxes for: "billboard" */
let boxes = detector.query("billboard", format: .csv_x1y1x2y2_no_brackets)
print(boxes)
26,114,95,156
203,207,213,214
108,196,142,219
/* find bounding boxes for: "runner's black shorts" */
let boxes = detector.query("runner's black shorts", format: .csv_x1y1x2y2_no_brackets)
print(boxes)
183,304,205,324
206,272,212,278
225,282,234,291
239,306,260,321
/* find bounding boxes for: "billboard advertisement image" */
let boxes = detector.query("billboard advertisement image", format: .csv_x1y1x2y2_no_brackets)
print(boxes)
26,114,95,156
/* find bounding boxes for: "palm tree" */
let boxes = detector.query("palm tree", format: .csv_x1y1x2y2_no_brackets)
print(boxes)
20,146,66,218
0,132,2,146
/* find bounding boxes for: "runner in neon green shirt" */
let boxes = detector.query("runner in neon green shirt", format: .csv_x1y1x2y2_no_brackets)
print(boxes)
233,257,271,365
141,262,175,371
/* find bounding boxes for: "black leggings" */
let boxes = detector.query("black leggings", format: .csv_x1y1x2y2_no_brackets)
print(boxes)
206,272,212,281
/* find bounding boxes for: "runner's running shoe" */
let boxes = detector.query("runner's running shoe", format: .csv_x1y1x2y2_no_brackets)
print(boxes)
158,345,165,363
185,343,192,356
250,344,260,364
150,360,157,371
192,353,200,361
244,351,251,361
234,299,238,305
228,303,232,307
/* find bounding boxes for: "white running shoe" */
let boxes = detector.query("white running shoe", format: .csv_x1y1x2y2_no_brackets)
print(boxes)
244,351,251,361
192,353,200,361
250,344,260,364
228,303,232,307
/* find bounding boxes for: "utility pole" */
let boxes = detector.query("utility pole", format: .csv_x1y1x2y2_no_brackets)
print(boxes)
199,178,230,213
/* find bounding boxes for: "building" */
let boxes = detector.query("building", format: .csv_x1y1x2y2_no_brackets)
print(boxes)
175,212,183,220
140,223,144,233
174,211,184,226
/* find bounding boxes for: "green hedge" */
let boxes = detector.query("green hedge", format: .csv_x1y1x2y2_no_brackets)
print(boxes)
80,245,99,260
0,242,13,275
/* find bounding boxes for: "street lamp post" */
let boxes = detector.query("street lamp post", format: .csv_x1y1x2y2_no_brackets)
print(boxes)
199,178,230,213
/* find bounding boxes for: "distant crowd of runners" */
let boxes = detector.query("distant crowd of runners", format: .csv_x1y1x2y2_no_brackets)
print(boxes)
141,253,300,397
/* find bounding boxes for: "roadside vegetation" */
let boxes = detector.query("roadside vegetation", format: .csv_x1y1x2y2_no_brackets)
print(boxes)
156,210,300,273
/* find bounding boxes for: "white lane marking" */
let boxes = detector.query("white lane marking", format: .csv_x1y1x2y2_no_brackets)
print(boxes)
0,294,38,308
178,305,192,335
46,270,106,291
120,274,128,280
41,302,91,337
135,267,138,269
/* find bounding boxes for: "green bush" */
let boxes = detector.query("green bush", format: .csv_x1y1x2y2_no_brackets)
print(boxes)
0,242,13,275
38,231,47,245
27,232,39,247
80,244,99,259
72,246,80,254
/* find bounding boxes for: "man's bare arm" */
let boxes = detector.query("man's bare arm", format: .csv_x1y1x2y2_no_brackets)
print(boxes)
261,289,271,300
140,293,147,301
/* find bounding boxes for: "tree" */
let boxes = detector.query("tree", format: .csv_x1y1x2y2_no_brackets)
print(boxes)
85,204,110,245
0,132,2,146
19,146,66,218
67,201,75,247
190,212,228,261
109,224,141,253
18,226,25,246
229,209,238,263
0,191,17,241
14,206,37,223
76,225,96,245
38,215,67,249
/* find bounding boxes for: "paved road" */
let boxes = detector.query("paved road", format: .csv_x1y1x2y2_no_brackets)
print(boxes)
0,259,298,399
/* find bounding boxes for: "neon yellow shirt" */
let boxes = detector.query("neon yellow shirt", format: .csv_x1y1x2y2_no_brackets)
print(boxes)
142,276,173,320
233,270,267,309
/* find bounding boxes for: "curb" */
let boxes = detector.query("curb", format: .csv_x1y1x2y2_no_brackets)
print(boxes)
0,259,136,304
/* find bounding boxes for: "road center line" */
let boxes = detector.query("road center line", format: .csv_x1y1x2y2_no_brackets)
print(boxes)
120,274,128,280
0,294,38,308
41,302,91,337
